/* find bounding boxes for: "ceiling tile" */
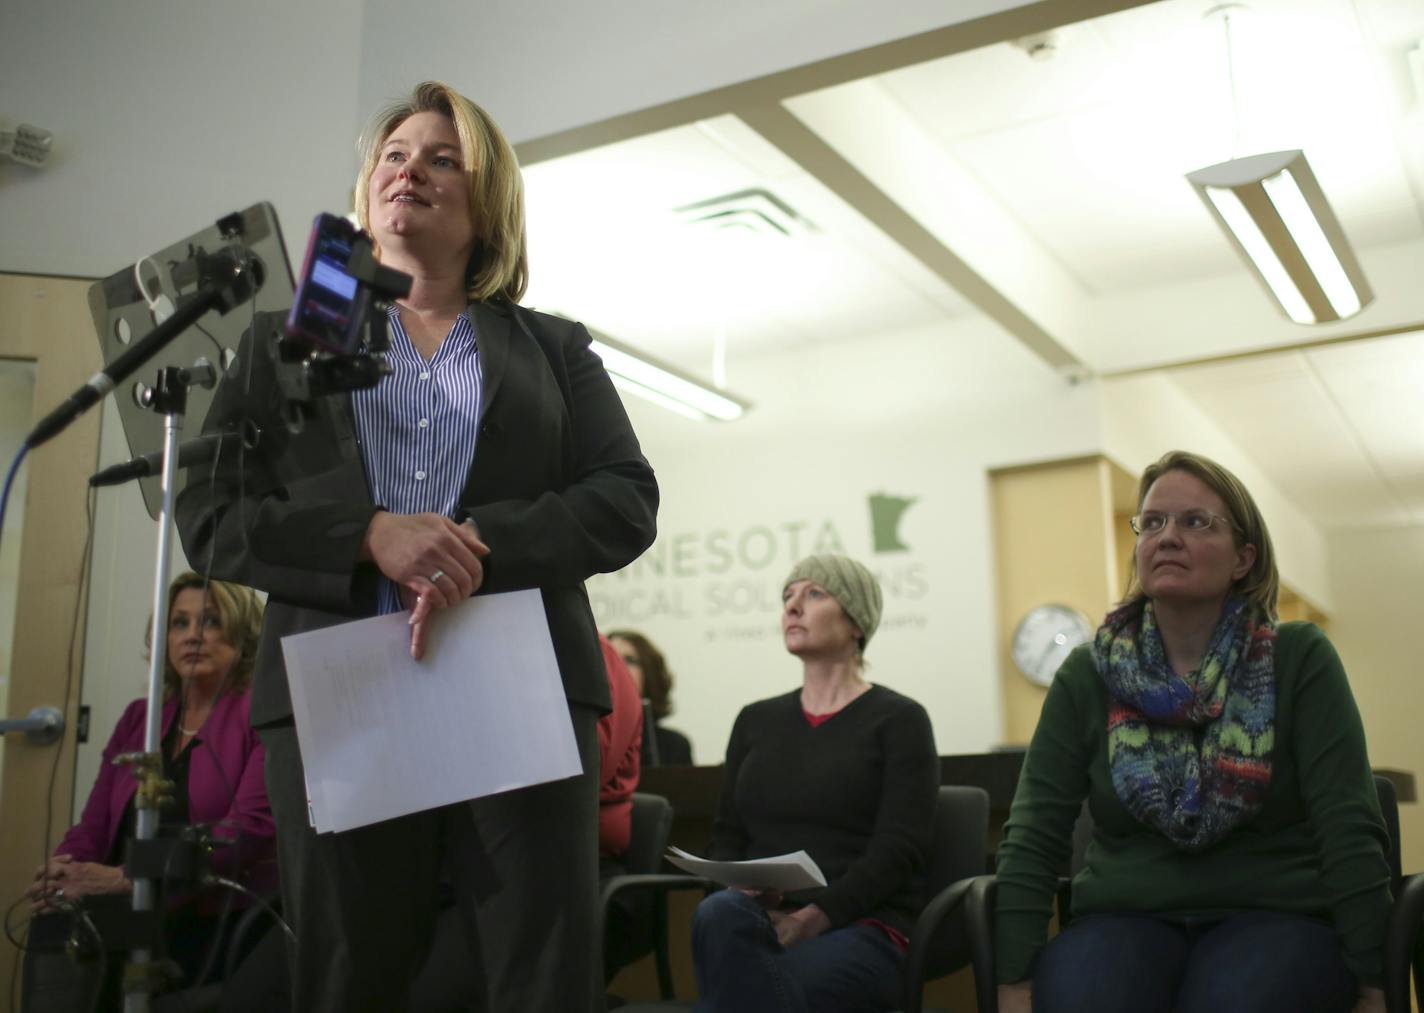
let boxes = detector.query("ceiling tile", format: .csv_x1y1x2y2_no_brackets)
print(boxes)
1170,351,1413,527
866,0,1423,294
1306,332,1424,478
522,120,968,372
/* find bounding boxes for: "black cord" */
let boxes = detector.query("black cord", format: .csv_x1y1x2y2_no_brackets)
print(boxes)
2,895,107,1013
6,892,30,1013
72,904,106,1013
21,486,94,1013
204,877,295,947
38,487,97,898
188,873,237,991
8,924,19,1013
194,321,226,364
3,894,34,955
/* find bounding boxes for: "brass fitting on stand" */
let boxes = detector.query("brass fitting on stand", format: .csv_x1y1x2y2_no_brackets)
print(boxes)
114,751,175,811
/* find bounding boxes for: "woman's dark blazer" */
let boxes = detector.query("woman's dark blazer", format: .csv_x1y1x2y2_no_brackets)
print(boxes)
175,298,658,727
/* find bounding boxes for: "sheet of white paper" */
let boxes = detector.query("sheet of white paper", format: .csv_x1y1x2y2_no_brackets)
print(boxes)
665,846,827,892
281,589,581,834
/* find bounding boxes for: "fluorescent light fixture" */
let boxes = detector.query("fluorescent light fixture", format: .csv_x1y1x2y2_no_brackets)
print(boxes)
1259,171,1361,319
606,374,707,422
585,328,749,422
1203,186,1314,324
1187,150,1372,325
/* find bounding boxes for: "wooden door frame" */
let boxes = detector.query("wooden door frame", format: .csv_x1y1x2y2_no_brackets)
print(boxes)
0,273,102,1000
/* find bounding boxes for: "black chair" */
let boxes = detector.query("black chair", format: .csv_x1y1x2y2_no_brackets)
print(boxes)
609,785,990,1012
932,774,1423,1013
641,700,662,767
603,792,679,993
1374,776,1424,1013
602,793,715,1010
902,785,992,1012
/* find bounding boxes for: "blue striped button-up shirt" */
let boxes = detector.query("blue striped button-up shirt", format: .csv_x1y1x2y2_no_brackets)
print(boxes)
352,306,483,614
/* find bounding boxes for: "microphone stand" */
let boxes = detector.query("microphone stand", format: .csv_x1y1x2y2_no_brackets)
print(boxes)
68,212,396,1006
114,359,215,1013
26,238,259,1011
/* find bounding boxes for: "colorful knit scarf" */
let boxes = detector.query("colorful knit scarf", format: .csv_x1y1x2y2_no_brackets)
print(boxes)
1094,596,1276,850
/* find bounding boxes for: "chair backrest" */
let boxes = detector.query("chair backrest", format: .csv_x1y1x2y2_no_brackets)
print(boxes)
925,785,992,892
1374,774,1402,882
923,785,991,980
625,792,674,876
641,699,662,767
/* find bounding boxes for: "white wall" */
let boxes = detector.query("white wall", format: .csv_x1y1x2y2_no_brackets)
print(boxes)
357,0,1036,143
0,0,366,279
591,316,1100,763
1325,525,1424,871
0,0,1034,278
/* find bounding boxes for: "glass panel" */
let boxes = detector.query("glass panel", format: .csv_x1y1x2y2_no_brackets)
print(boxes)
0,359,37,786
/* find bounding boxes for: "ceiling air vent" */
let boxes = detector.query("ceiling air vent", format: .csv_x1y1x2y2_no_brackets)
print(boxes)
674,188,815,238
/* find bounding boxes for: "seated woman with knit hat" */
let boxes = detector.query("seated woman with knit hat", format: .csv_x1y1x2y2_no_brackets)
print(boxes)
692,554,938,1012
995,450,1391,1013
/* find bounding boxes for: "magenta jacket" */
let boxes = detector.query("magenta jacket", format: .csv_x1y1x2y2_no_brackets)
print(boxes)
57,689,276,894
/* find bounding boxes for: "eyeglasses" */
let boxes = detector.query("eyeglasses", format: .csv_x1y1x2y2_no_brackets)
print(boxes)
1129,509,1237,537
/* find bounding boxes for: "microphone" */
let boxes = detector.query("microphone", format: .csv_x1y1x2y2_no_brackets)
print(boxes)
89,433,231,487
26,245,261,449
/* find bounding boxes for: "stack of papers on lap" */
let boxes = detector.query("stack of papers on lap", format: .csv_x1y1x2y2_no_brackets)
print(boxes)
665,846,826,891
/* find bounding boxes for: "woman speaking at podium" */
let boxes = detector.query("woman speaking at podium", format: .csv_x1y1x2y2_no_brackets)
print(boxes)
177,81,657,1013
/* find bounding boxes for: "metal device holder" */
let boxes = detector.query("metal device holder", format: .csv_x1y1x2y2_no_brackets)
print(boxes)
273,235,410,427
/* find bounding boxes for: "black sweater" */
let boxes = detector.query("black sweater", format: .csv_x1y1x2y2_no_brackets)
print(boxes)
706,685,938,936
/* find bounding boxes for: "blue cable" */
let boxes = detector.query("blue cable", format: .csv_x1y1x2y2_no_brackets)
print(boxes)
0,445,29,550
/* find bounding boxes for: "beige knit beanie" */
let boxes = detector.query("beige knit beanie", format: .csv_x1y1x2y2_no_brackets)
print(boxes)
782,554,883,648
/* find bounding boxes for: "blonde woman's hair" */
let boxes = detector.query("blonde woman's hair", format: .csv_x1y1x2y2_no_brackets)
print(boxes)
150,572,265,699
354,80,527,303
1122,450,1279,620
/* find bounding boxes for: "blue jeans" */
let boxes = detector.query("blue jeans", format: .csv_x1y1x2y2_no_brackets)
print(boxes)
1031,910,1358,1013
691,889,904,1013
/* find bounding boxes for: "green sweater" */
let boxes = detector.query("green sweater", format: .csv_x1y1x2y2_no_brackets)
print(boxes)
995,622,1392,985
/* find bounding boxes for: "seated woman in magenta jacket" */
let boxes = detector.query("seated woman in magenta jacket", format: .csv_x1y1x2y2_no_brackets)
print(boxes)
29,572,275,980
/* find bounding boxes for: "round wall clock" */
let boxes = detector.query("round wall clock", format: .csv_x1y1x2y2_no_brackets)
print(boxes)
1011,604,1094,688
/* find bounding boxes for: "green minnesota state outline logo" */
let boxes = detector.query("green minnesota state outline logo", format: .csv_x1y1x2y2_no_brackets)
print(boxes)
868,492,916,553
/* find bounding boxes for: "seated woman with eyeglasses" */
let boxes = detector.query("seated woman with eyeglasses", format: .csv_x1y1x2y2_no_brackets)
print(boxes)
995,450,1391,1013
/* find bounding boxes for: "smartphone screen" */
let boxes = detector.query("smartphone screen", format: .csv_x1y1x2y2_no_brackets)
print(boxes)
285,214,370,354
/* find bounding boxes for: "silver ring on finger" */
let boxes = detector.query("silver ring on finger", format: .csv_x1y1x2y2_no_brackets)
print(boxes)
429,569,446,584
